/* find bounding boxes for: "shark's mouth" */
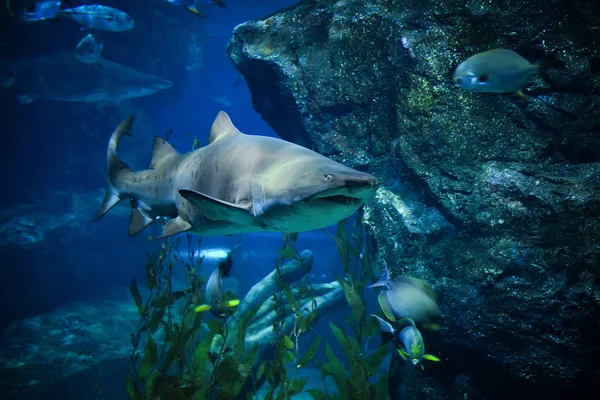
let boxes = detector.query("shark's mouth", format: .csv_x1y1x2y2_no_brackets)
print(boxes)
312,194,363,206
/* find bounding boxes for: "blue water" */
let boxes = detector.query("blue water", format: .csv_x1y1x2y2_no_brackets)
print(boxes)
0,2,384,399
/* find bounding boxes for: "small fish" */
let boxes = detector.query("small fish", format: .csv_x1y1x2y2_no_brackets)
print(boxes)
453,48,541,97
14,0,61,22
371,315,440,368
368,261,441,330
195,245,241,317
75,34,103,64
163,0,221,17
59,5,134,32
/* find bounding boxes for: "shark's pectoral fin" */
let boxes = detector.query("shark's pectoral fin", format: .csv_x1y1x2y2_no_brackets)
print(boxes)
179,189,253,223
128,204,154,236
158,216,192,239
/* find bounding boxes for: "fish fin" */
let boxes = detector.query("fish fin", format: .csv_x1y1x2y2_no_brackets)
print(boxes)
367,260,391,289
396,318,417,329
225,299,240,308
128,203,154,236
187,6,207,18
194,304,211,313
382,259,390,280
179,189,253,223
423,354,441,362
514,90,528,100
149,137,180,169
94,192,123,221
397,348,409,360
395,276,439,304
378,292,396,322
366,280,387,289
158,216,192,239
370,314,395,333
422,323,441,332
94,116,134,221
208,111,243,144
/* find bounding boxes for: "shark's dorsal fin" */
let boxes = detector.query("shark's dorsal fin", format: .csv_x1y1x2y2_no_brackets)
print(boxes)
208,111,243,145
149,137,180,169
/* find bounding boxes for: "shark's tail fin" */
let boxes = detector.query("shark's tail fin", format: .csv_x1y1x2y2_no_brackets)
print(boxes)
94,116,135,221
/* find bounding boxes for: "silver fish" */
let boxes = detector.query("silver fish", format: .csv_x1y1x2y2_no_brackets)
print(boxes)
16,0,61,22
368,261,441,329
11,51,172,104
195,245,241,317
453,48,540,95
59,5,134,32
75,34,103,64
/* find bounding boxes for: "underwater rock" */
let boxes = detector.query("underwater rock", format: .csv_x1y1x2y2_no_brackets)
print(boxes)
228,0,600,398
0,295,138,397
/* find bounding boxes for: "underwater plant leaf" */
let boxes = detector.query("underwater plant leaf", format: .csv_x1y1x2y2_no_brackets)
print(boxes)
161,313,203,374
138,336,158,380
277,244,298,260
207,319,225,335
306,389,329,400
214,355,244,399
366,343,390,374
145,306,165,333
324,342,349,399
145,259,157,290
286,377,308,395
144,371,158,399
339,279,366,323
282,334,294,350
192,332,214,379
373,372,389,400
329,321,365,394
255,360,267,381
126,373,140,400
282,350,295,364
296,335,321,369
365,314,382,339
130,277,144,315
282,285,298,312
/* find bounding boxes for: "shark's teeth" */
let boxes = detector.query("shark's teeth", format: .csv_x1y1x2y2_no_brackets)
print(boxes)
320,195,362,206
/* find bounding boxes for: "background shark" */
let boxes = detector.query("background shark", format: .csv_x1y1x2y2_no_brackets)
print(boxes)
5,50,173,104
94,111,379,237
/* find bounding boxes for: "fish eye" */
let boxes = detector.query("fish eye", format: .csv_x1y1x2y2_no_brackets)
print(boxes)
453,77,463,84
324,174,333,181
477,74,489,83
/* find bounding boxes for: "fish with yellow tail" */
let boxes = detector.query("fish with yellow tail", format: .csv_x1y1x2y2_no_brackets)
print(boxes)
195,245,241,317
371,315,440,369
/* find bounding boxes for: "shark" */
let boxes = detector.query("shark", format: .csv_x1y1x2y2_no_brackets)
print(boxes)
8,51,173,105
94,111,379,238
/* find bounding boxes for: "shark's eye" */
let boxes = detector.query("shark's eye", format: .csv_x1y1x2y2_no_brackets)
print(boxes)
477,74,489,83
324,174,332,181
